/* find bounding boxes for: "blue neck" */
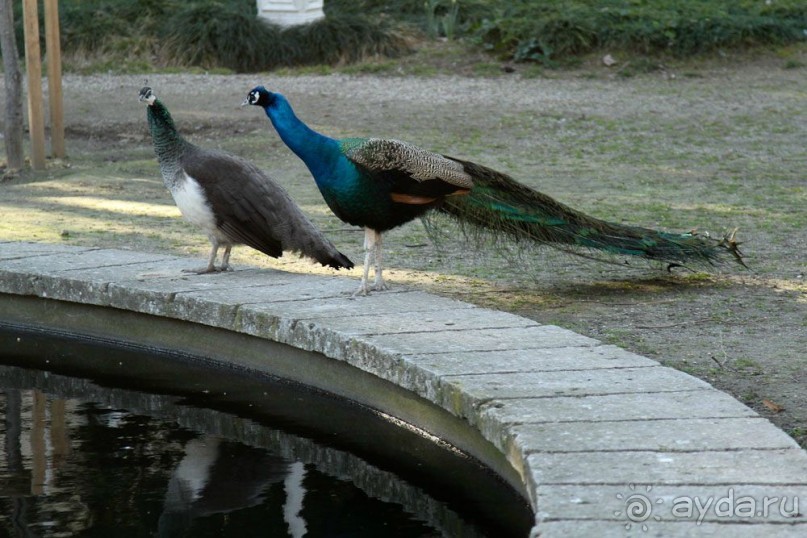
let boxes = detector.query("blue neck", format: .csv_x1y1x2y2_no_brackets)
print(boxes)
262,95,342,184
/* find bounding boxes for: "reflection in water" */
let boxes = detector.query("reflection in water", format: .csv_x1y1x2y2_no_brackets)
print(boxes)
0,365,499,537
158,436,291,536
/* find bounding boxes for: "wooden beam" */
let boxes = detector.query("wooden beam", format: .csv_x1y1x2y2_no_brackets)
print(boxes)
44,0,64,158
0,0,26,171
22,0,45,170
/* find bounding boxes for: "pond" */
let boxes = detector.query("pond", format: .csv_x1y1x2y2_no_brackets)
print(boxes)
0,324,533,537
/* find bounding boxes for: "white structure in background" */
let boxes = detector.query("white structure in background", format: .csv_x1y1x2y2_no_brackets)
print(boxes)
257,0,325,26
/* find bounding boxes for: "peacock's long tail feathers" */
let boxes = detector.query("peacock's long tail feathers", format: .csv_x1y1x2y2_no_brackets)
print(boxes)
439,158,745,268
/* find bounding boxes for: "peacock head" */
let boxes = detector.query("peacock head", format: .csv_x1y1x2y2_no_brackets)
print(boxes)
242,86,275,108
139,86,157,106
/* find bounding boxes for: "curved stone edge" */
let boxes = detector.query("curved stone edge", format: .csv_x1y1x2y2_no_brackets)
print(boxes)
1,242,806,537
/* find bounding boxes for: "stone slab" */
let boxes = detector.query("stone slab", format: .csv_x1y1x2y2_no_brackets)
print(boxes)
441,366,709,404
404,345,659,376
534,520,807,538
290,307,538,336
511,417,798,452
0,241,95,259
477,389,759,425
526,448,807,486
363,324,600,355
535,484,807,524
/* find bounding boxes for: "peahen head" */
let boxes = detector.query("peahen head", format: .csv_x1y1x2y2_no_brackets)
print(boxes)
242,86,276,109
139,86,156,105
139,86,181,149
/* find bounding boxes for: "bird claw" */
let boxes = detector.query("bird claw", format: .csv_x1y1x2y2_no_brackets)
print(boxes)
373,280,389,292
183,265,231,275
352,284,370,297
352,279,389,297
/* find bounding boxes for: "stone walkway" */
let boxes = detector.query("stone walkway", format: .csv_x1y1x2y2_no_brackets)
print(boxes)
1,241,805,537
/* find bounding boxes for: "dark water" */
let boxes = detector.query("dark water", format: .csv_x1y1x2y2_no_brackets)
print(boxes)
0,326,533,537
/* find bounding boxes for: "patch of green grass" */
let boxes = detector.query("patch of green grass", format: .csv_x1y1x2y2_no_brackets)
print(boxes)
616,57,665,78
733,357,764,374
471,62,504,76
407,64,440,77
340,60,400,75
273,65,335,77
520,64,546,79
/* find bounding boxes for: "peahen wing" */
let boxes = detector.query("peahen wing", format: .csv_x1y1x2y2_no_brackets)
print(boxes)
180,146,316,258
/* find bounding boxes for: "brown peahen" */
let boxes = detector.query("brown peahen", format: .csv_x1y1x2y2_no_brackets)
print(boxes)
139,87,353,273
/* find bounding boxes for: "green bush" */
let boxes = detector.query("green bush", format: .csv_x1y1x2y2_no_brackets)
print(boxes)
159,2,283,72
3,0,408,72
283,14,408,66
473,0,807,62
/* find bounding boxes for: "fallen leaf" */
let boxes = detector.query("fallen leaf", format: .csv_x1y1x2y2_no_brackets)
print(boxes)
762,399,785,413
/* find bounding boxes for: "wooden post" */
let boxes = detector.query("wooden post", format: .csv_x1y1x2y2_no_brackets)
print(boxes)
22,0,46,170
44,0,64,158
0,0,25,171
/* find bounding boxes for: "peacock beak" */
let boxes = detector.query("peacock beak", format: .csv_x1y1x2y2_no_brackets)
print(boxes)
240,97,250,107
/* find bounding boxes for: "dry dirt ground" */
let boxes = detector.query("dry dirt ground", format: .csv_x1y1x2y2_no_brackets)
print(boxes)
1,47,805,447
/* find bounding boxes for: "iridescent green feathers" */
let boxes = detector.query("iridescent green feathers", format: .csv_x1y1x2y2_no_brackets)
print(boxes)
439,158,745,267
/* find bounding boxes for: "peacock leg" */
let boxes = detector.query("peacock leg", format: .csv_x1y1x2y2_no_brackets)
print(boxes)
354,228,374,296
372,230,388,291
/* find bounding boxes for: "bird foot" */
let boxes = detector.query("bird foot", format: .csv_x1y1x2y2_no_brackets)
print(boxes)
352,280,389,297
352,283,371,297
183,265,231,275
373,279,389,292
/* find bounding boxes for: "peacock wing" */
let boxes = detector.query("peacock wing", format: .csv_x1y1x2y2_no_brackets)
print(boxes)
343,138,474,201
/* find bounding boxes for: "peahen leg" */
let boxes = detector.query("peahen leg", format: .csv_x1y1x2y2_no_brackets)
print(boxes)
220,244,233,272
185,240,221,274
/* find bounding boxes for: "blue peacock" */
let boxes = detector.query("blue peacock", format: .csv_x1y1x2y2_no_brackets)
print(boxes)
243,86,744,295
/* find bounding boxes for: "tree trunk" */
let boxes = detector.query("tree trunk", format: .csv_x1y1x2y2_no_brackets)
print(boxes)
0,0,25,172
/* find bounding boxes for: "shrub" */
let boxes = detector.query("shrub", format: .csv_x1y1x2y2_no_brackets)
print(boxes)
473,0,807,63
159,2,283,72
159,4,408,72
2,0,408,72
